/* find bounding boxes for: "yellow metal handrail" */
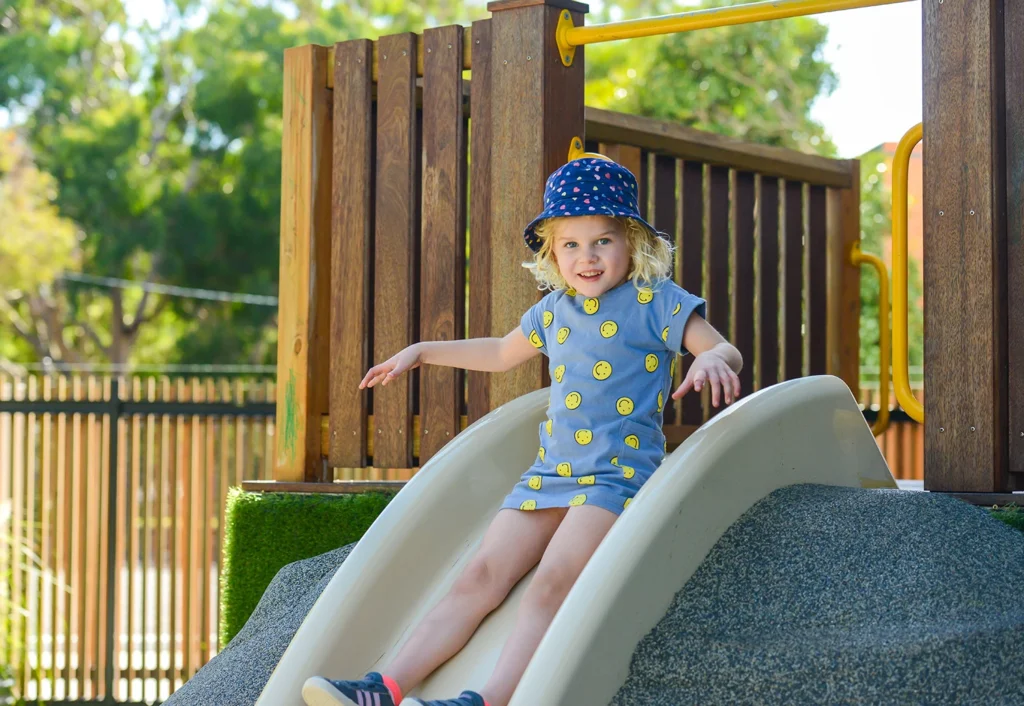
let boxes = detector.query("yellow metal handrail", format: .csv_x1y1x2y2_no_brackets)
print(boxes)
892,122,924,423
849,244,891,436
556,0,913,65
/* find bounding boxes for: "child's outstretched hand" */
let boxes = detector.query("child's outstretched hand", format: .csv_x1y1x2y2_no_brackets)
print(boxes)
359,344,422,389
671,350,742,408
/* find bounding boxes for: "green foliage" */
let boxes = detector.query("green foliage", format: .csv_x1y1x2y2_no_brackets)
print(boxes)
219,488,394,645
991,505,1024,534
585,0,837,153
856,152,924,376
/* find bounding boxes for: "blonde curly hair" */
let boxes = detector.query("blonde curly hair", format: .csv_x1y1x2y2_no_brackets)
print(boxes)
522,216,675,292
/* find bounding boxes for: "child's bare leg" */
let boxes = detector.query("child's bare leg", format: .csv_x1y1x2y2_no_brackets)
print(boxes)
480,505,617,706
384,507,566,695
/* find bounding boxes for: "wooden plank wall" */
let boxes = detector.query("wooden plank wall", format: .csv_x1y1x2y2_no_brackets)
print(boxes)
1006,0,1024,484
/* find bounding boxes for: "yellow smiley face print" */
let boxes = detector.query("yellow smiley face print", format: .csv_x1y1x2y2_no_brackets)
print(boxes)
610,456,619,467
577,475,595,485
637,287,654,304
583,298,600,315
645,353,659,372
593,360,612,381
529,330,543,348
671,356,677,378
543,310,554,328
624,497,632,509
574,429,593,445
657,390,664,412
520,499,537,511
600,320,618,338
616,397,635,415
545,419,553,436
566,287,577,297
556,462,572,477
557,327,570,344
528,476,542,490
662,326,670,343
672,301,682,316
622,465,635,479
553,364,566,383
565,391,582,410
625,434,640,449
569,494,587,506
538,446,545,462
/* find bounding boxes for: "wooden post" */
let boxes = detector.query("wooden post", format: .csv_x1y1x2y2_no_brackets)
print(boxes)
486,0,588,409
274,45,333,483
826,160,861,396
923,0,1007,492
1006,1,1024,486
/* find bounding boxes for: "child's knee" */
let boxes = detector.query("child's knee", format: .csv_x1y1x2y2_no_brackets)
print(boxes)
452,557,508,607
526,564,576,611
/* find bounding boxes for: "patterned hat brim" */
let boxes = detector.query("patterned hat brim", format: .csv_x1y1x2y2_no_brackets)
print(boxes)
523,208,665,253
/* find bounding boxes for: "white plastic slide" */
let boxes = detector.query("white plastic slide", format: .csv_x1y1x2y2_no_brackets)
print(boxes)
256,375,895,706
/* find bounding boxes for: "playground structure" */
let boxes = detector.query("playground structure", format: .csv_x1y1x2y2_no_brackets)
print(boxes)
263,0,1023,501
246,0,1023,702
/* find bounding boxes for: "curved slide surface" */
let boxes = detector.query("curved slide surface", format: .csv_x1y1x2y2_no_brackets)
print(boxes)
256,376,895,706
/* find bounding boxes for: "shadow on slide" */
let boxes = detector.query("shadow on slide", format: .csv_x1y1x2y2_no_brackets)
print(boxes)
256,375,895,706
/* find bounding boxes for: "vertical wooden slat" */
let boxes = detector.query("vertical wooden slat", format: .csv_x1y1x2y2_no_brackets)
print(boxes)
680,161,704,424
172,378,185,690
706,165,730,418
143,378,156,686
653,154,678,425
203,381,216,666
264,380,275,480
187,379,202,681
158,378,171,698
330,38,374,469
373,33,418,469
274,44,333,482
826,160,861,395
758,176,780,389
72,375,87,698
807,184,828,375
0,375,7,672
420,24,467,464
1006,1,1024,482
468,19,493,425
42,377,56,702
782,180,804,381
923,0,1007,492
732,171,756,397
11,377,27,697
488,0,587,408
58,375,71,698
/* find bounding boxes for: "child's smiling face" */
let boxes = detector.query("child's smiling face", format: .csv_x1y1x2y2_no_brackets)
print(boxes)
551,216,630,297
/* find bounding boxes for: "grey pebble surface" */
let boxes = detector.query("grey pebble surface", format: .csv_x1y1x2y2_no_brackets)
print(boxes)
610,484,1024,706
164,544,353,706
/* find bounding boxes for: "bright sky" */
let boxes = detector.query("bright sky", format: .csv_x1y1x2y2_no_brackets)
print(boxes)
5,1,922,159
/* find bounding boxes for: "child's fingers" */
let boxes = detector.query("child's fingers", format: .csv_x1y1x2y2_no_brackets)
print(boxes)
672,375,693,400
708,370,721,407
729,370,741,401
692,368,706,393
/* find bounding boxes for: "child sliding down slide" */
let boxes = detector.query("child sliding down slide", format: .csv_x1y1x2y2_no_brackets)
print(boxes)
302,156,743,706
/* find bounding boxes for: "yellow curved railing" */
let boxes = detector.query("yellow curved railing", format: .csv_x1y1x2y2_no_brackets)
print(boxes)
849,243,890,436
892,122,924,423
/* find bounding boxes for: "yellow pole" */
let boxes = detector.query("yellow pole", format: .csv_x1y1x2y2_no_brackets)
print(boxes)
849,244,891,436
891,123,924,423
557,0,913,63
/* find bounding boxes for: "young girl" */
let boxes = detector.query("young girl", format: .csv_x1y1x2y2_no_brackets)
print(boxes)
303,156,742,706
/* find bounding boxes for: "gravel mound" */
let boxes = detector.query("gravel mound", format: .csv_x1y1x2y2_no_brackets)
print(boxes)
610,484,1024,705
164,544,353,706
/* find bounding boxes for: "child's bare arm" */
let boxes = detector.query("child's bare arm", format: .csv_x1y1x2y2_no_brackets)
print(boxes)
359,328,540,389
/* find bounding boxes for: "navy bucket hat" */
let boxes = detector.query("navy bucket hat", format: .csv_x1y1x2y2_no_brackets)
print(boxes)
523,157,664,253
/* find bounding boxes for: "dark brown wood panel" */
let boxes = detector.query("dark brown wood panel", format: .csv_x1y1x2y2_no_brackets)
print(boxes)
1007,1,1024,483
419,25,467,464
468,19,493,425
488,2,586,408
782,180,804,381
373,33,418,469
923,0,1007,492
706,165,730,417
732,171,755,397
826,160,861,395
329,39,373,469
585,108,853,188
652,154,678,424
680,161,704,424
757,176,780,389
807,184,828,375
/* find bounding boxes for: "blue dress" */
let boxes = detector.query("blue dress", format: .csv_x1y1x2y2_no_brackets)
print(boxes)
502,278,706,516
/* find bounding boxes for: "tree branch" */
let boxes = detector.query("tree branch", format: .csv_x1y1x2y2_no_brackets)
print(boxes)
0,296,46,358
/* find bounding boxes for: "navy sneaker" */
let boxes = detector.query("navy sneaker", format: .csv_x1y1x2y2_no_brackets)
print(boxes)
413,690,487,706
302,672,398,706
